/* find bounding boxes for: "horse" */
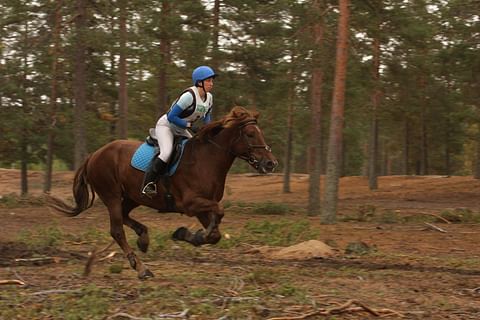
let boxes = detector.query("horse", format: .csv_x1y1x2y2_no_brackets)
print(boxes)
48,106,278,279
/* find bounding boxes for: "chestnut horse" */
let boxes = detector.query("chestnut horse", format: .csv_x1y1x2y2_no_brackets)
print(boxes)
48,107,277,279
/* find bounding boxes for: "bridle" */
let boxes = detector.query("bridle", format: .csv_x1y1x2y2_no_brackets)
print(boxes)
208,120,272,169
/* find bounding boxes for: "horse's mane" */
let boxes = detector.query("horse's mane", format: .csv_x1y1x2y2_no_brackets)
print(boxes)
195,106,259,141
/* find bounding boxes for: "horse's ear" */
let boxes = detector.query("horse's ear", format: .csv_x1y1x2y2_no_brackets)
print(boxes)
230,106,246,118
230,106,259,120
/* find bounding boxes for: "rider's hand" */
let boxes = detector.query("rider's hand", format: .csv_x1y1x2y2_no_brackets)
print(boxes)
190,125,200,134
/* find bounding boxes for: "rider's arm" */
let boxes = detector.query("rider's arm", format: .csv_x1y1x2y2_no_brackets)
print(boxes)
167,92,195,128
167,104,191,128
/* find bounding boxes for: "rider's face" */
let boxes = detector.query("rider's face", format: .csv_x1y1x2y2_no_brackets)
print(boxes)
203,78,214,92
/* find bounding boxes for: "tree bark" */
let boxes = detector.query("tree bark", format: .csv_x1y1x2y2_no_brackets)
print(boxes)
475,125,480,179
44,0,62,192
211,0,221,117
156,0,171,115
20,19,30,196
211,0,220,70
368,36,380,190
308,66,323,214
322,0,350,224
118,0,128,139
283,62,296,194
73,0,88,170
307,0,325,215
418,75,428,175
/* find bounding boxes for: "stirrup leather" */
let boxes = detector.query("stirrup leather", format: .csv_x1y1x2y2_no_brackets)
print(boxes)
142,182,157,197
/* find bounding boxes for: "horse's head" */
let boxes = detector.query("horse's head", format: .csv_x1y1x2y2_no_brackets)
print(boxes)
224,107,278,174
197,106,278,173
232,120,278,174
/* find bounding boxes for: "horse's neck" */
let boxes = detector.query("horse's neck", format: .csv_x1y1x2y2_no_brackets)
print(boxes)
193,132,236,176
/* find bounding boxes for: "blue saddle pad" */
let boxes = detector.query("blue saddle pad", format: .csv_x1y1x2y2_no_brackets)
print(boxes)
130,141,188,176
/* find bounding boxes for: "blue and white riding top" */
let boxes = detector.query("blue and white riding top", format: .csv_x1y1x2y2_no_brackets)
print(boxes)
166,86,213,129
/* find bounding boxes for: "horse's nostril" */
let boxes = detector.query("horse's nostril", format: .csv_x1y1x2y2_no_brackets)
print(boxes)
265,160,277,170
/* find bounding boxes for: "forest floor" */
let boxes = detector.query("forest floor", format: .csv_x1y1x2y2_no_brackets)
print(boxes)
0,169,480,319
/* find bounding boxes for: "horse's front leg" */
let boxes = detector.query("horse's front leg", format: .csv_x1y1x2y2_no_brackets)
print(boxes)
172,200,224,246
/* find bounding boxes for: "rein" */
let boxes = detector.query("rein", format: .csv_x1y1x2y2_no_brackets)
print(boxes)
207,120,272,169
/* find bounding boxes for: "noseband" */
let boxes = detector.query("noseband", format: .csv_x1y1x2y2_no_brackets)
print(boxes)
208,120,272,168
232,121,272,168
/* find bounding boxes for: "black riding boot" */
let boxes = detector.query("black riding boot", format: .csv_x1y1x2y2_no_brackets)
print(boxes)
141,158,167,197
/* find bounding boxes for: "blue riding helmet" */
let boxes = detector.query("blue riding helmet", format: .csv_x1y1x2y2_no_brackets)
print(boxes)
192,66,217,86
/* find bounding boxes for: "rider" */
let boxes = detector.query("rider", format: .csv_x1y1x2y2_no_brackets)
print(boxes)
141,65,217,197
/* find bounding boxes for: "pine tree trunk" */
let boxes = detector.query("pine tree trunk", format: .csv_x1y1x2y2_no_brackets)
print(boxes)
21,20,29,196
73,0,88,170
211,0,221,117
44,1,62,192
403,116,410,175
368,36,380,190
475,126,480,179
322,0,350,224
307,0,324,215
418,75,428,175
20,137,28,196
109,50,117,140
283,64,296,194
118,0,128,139
156,1,171,115
308,67,323,214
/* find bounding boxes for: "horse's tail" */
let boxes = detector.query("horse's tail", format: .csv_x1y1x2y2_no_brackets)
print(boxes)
46,154,96,216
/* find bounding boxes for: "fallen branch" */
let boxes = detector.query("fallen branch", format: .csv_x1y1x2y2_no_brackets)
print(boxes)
107,313,151,320
84,240,116,276
156,309,190,319
267,299,405,320
0,279,25,286
212,295,259,308
418,212,451,224
14,257,62,265
98,251,117,261
107,309,190,320
30,289,81,296
424,222,447,233
327,299,380,316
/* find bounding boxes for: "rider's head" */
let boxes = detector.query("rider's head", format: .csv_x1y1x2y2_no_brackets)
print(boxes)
192,66,217,87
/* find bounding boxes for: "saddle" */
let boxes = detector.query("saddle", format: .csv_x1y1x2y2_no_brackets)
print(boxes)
130,129,188,175
146,128,187,170
131,129,190,212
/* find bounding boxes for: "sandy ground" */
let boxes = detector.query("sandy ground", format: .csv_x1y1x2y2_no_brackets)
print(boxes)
1,169,480,319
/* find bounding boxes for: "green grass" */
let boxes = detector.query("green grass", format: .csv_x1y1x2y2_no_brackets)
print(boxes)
17,225,65,249
224,200,292,215
0,193,45,207
439,208,480,223
241,219,319,246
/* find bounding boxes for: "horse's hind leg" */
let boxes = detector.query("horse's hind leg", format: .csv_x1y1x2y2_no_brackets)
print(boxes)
121,198,149,253
107,200,153,279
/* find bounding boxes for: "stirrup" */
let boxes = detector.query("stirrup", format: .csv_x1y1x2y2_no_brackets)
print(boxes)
142,182,157,198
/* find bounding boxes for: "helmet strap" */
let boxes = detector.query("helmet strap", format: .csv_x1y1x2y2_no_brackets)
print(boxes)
198,80,206,97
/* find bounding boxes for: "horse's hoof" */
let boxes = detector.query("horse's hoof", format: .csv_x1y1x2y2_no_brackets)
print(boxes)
172,227,188,241
191,229,206,247
138,269,154,280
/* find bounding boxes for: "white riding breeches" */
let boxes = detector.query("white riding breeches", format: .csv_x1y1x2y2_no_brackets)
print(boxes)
154,115,192,162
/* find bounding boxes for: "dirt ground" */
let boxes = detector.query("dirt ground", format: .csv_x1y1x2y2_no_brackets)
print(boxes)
0,169,480,319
